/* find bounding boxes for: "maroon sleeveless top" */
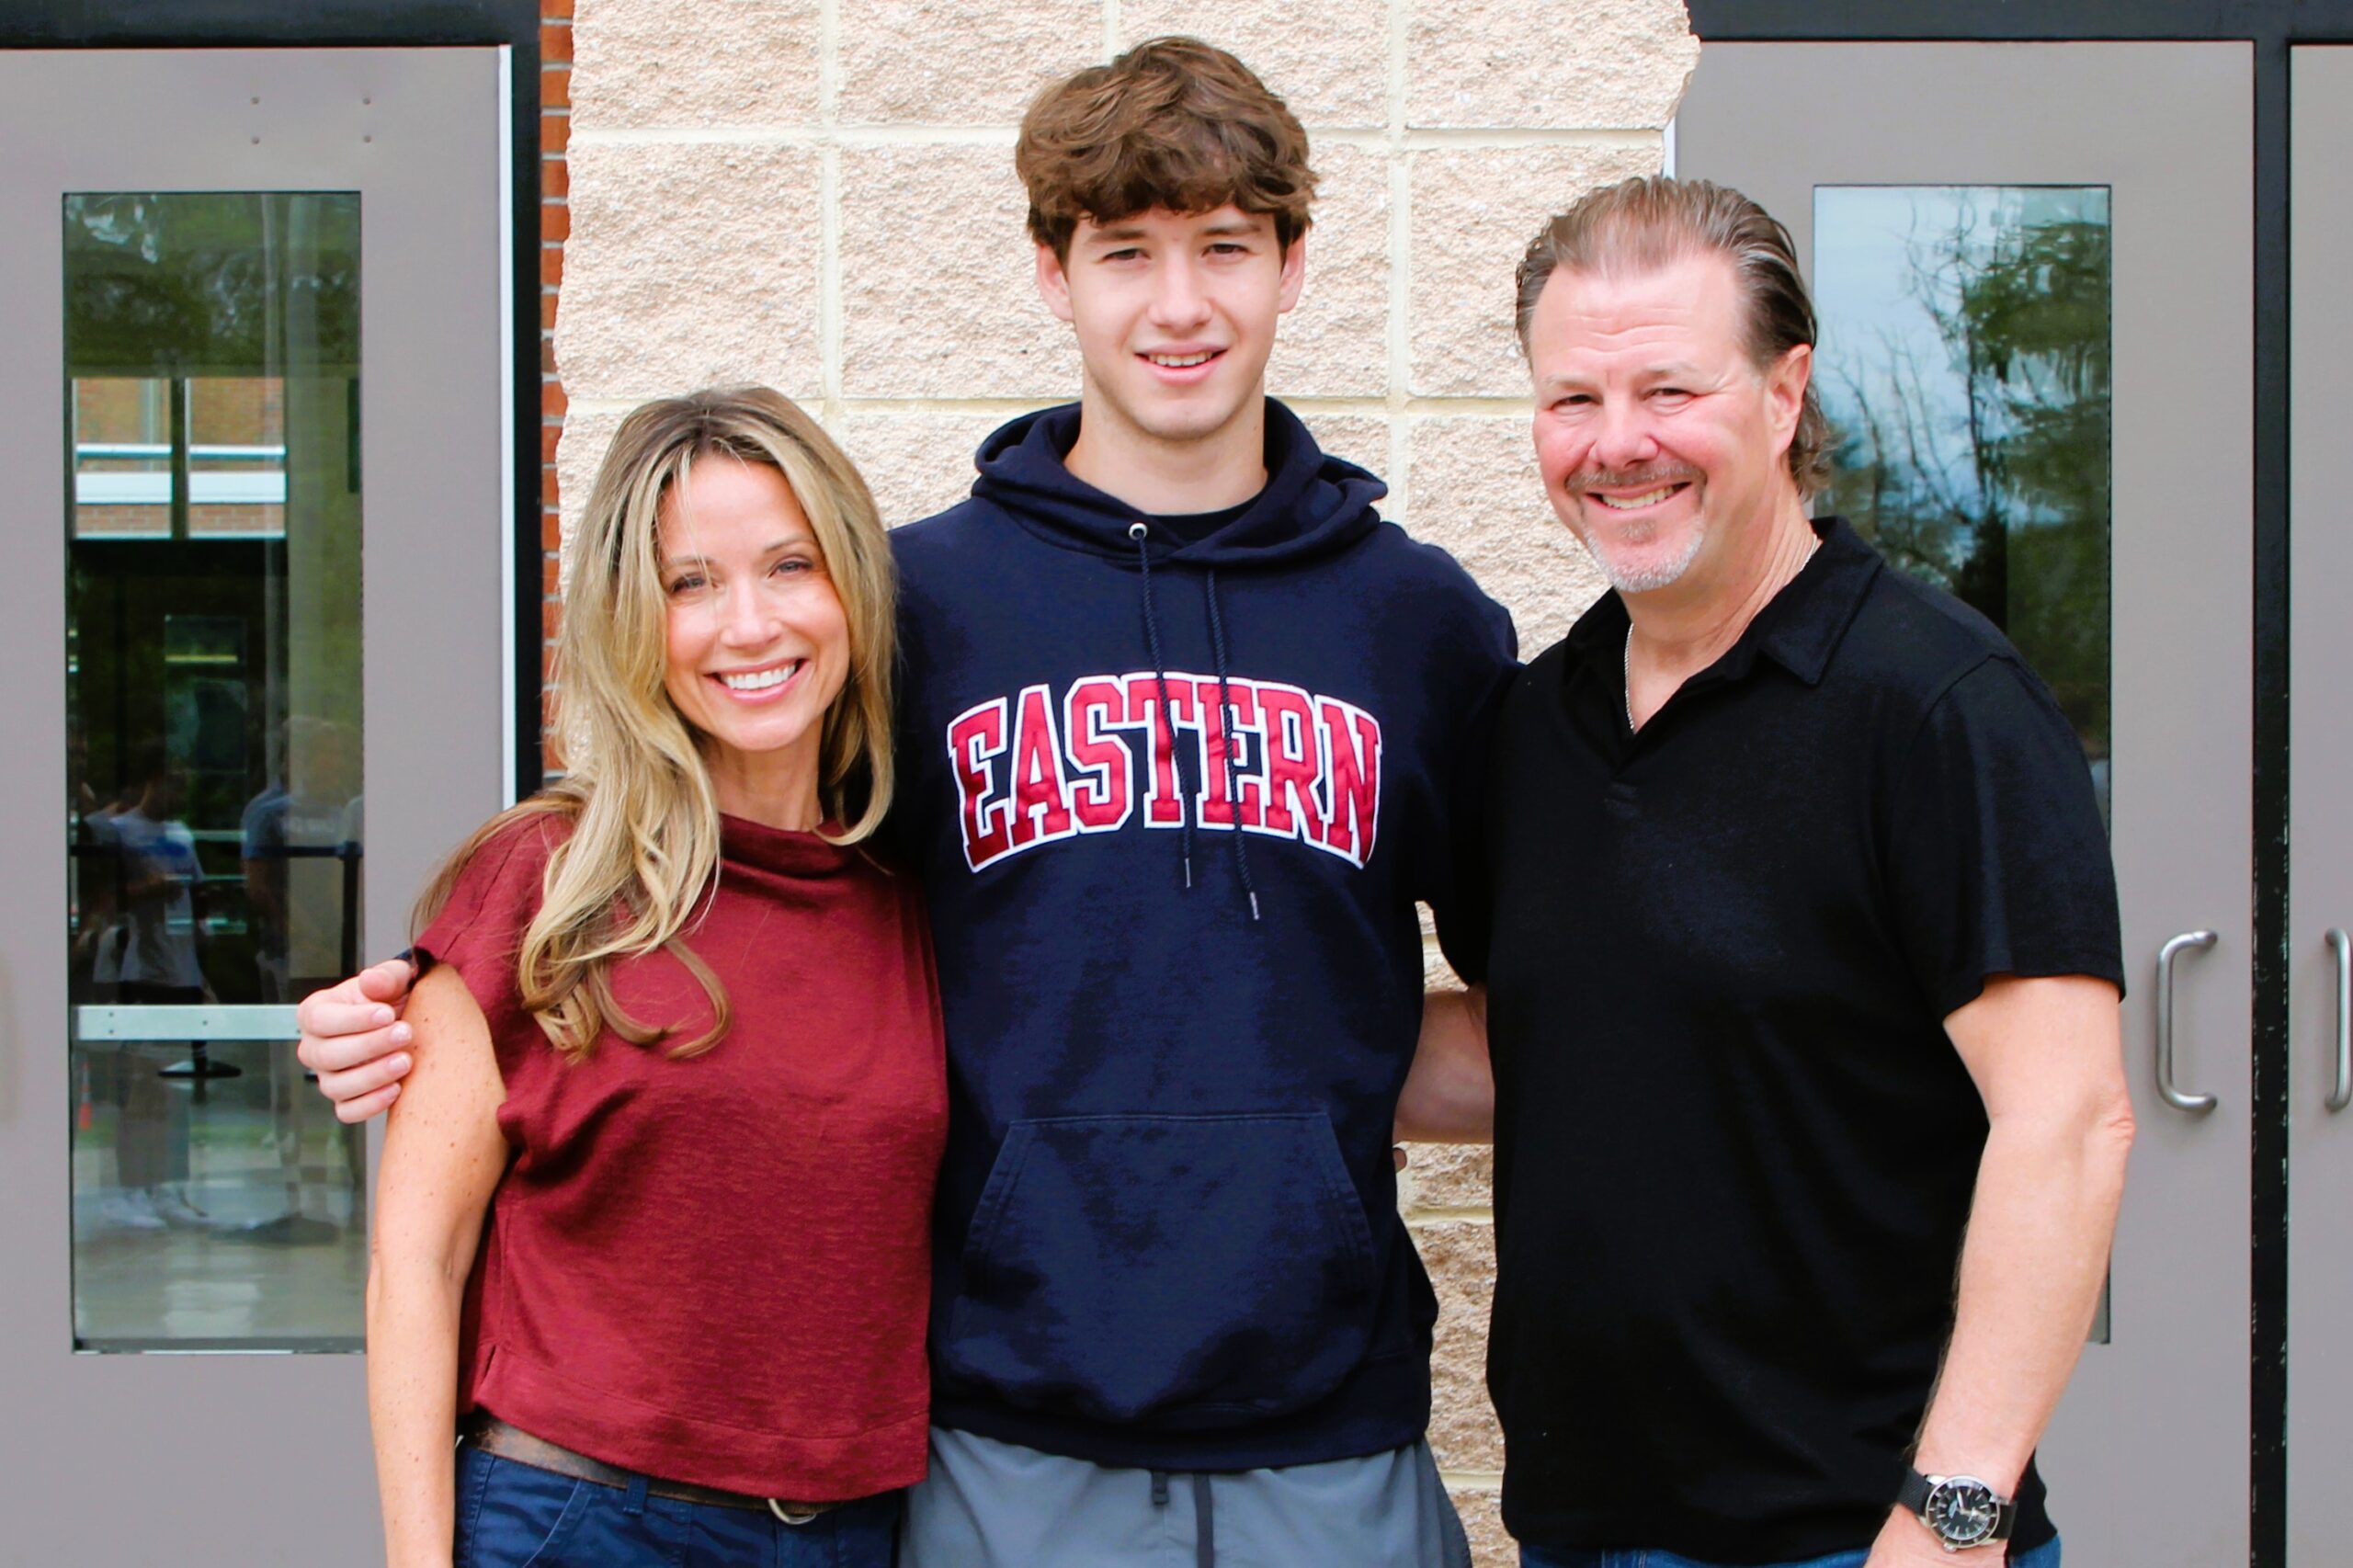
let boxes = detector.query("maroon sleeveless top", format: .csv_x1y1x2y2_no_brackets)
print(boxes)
414,811,946,1500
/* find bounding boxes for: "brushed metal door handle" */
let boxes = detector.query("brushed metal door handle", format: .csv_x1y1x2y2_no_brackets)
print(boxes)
2156,930,2220,1115
2328,929,2351,1113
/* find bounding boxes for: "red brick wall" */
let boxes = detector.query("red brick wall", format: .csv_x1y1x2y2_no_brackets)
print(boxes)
541,0,570,773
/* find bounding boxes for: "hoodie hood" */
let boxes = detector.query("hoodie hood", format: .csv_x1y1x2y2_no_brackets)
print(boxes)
971,399,1386,569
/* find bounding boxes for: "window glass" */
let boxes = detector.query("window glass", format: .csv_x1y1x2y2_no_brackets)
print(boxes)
65,191,365,1351
1813,185,2113,826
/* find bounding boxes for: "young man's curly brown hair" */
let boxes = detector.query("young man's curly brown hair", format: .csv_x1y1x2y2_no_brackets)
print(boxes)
1015,37,1317,260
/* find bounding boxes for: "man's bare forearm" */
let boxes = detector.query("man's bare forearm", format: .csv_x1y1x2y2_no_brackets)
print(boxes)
1910,1102,2134,1494
1397,984,1496,1144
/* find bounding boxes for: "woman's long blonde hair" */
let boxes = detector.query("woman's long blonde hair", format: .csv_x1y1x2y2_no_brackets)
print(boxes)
415,386,897,1062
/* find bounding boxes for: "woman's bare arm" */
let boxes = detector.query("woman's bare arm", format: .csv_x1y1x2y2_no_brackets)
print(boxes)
366,964,510,1568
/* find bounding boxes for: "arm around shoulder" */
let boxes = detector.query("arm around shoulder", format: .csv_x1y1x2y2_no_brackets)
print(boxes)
1397,983,1496,1145
297,956,423,1122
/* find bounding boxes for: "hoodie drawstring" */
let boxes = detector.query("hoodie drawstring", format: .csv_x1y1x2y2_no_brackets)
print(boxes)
1131,522,1198,892
1131,526,1258,920
1203,568,1261,921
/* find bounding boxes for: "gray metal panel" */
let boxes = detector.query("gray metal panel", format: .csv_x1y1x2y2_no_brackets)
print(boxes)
1680,42,2254,1566
2290,44,2353,1564
0,48,508,1562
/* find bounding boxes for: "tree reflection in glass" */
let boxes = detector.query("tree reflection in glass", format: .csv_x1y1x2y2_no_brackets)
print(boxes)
1813,187,2113,823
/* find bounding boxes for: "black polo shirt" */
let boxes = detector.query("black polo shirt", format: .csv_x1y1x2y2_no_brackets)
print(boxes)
1474,517,2121,1562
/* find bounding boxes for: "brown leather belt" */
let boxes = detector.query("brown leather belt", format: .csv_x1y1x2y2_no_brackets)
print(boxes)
461,1415,841,1524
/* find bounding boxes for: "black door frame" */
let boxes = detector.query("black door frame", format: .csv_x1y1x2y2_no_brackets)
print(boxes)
1685,6,2353,1565
3,0,546,801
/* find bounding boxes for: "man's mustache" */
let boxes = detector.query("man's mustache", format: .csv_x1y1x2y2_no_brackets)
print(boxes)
1567,463,1704,494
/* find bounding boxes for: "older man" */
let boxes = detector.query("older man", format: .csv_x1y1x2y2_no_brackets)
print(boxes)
1409,176,2131,1567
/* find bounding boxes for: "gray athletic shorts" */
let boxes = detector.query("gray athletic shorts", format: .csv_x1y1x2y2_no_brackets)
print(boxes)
902,1426,1473,1568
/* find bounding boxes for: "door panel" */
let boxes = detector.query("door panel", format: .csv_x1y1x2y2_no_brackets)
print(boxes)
2289,44,2352,1566
1679,42,2254,1566
0,47,508,1559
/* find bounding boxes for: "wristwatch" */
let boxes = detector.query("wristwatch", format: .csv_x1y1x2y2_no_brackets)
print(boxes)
1899,1468,2016,1552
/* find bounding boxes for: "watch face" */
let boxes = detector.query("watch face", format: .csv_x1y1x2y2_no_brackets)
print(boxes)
1925,1478,2002,1546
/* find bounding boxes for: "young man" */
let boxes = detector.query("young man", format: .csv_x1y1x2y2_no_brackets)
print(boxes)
301,39,1510,1566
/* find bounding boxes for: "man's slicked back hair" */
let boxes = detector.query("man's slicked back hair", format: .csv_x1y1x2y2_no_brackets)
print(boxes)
1515,176,1831,499
1017,37,1317,259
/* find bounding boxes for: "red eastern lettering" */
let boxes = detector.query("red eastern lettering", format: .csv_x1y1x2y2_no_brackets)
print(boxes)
1063,677,1132,831
1256,683,1320,841
948,699,1013,869
1195,676,1266,830
1008,684,1075,846
1123,673,1199,827
1316,699,1382,867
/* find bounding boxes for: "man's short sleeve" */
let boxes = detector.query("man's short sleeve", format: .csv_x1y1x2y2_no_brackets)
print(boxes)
1884,656,2125,1020
1427,606,1518,987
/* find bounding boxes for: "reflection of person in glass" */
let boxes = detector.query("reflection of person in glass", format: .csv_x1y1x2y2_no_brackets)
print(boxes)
242,715,367,1243
242,714,364,1002
90,744,210,1230
244,716,368,1242
111,744,208,1002
366,389,942,1567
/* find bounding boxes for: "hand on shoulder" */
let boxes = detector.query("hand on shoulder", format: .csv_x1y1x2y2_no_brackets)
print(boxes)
295,955,420,1122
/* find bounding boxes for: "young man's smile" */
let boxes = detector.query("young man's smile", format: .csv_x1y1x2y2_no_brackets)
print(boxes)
1035,202,1305,480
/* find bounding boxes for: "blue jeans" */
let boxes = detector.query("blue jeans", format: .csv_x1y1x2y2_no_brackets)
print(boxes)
1522,1535,2062,1568
452,1443,901,1567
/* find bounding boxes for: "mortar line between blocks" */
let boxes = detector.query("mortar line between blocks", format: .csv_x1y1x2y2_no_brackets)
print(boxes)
571,125,1018,147
567,126,1653,150
1335,126,1664,151
821,145,843,426
818,0,842,424
1384,0,1411,524
1101,0,1119,57
1437,1471,1504,1490
1404,1206,1495,1227
818,0,839,124
567,394,1535,418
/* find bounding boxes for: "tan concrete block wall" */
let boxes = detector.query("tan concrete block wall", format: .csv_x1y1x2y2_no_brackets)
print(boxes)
555,4,1697,1554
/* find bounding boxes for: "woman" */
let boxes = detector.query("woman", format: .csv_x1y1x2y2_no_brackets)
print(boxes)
367,387,944,1568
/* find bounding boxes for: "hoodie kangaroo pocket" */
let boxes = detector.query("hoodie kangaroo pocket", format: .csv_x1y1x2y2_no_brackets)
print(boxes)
939,1111,1381,1426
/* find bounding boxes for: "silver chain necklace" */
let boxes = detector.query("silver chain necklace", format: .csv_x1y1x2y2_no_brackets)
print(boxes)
1623,622,1638,731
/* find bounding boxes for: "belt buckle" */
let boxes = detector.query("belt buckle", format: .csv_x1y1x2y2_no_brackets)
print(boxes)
767,1498,821,1526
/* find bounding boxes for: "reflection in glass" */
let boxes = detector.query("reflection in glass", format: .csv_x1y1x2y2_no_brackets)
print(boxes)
72,377,174,540
188,377,291,540
65,192,366,1350
1813,186,2112,822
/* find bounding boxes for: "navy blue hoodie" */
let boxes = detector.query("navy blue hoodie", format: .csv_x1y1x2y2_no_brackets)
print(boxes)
891,400,1516,1471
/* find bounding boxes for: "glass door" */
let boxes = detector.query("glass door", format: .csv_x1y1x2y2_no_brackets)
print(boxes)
1678,41,2255,1565
0,46,511,1558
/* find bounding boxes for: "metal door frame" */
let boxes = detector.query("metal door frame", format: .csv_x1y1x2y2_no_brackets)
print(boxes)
1682,6,2353,1565
0,0,548,805
2285,43,2353,1564
0,40,518,1560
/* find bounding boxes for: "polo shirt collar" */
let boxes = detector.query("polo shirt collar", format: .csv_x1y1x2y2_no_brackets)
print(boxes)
1752,516,1881,685
1562,515,1882,689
